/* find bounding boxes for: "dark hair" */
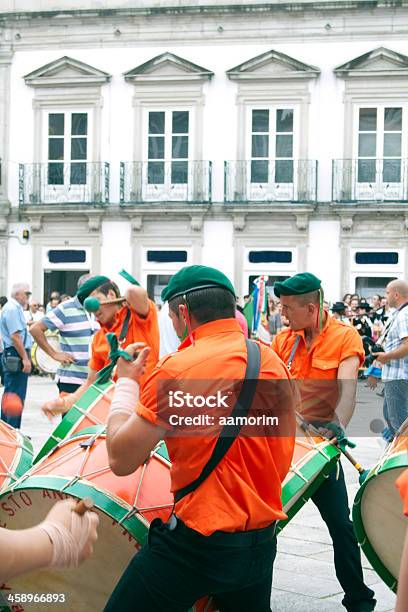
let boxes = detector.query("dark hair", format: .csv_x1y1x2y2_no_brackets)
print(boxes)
97,281,121,298
169,287,236,324
0,296,8,307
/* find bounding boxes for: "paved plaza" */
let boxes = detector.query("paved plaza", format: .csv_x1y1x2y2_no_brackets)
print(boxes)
7,377,398,611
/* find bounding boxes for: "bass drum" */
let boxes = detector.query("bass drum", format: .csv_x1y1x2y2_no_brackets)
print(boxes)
35,380,115,463
31,332,61,375
278,424,341,533
0,426,213,612
352,420,408,592
0,419,33,494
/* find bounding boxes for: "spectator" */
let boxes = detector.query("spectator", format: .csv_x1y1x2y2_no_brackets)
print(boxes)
24,300,44,327
342,293,352,306
0,282,32,428
0,297,6,386
268,299,283,338
46,291,61,313
60,294,71,303
331,302,351,325
353,301,374,339
349,297,359,315
30,274,98,398
371,280,408,438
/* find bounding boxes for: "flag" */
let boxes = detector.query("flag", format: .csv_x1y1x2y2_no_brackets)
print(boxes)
252,275,269,337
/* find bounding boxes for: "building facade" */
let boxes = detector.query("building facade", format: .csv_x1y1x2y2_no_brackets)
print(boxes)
0,0,407,303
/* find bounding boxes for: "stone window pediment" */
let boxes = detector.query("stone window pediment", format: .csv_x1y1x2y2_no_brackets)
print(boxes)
226,49,320,82
24,56,111,88
123,52,213,85
334,47,408,79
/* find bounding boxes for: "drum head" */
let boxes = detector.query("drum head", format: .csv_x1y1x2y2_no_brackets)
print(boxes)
32,335,61,375
353,452,408,591
0,488,142,611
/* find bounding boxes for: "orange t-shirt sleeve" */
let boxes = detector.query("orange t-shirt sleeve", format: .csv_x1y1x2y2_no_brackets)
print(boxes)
88,330,107,373
131,300,158,340
339,326,365,367
396,469,408,516
136,365,173,430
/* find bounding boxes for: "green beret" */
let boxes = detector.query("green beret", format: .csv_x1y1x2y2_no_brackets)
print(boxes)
161,265,235,302
77,275,110,304
274,273,321,298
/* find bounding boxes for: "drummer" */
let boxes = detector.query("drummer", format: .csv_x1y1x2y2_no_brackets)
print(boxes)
103,265,297,611
272,273,376,612
42,275,159,419
0,499,98,582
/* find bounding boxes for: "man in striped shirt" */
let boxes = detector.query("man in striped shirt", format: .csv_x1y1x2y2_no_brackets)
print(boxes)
30,275,98,395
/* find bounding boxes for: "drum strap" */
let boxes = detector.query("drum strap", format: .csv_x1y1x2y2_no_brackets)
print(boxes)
174,339,261,504
287,335,300,371
119,308,132,344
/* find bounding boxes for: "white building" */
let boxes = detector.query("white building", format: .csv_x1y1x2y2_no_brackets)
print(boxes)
0,0,407,303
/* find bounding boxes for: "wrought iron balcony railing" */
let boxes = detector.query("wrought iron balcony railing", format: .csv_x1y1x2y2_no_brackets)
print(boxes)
120,161,212,204
332,159,408,203
224,160,317,203
18,162,110,206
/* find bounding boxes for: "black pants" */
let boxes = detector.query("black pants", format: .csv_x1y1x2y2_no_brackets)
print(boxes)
312,464,376,612
56,381,81,394
104,517,277,612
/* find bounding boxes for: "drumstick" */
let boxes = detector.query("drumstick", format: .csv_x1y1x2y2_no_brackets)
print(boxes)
296,413,368,477
74,497,94,515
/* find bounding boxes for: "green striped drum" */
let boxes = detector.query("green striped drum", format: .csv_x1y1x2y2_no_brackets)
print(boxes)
278,429,341,533
35,380,115,463
0,419,33,495
352,428,408,592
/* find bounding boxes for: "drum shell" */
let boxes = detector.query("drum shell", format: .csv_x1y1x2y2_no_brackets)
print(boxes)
35,381,115,463
0,427,173,611
0,420,33,495
278,427,340,533
352,424,408,592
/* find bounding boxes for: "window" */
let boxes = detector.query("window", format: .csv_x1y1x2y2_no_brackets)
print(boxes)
48,250,87,264
250,108,294,184
357,107,402,184
147,250,188,263
147,274,173,303
355,252,399,265
147,110,189,186
248,251,292,264
355,276,397,296
47,111,89,186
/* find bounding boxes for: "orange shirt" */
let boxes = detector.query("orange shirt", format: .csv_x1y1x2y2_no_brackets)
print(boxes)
137,318,296,536
89,300,159,386
272,315,365,421
396,469,408,517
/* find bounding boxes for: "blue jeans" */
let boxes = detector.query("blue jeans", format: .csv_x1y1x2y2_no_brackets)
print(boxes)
1,349,29,429
383,379,408,437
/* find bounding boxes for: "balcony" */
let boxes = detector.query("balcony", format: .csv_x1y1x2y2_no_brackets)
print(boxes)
120,161,212,205
18,162,110,206
224,160,317,204
332,159,408,203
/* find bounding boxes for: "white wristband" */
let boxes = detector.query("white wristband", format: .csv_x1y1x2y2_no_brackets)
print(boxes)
39,512,92,568
109,377,140,417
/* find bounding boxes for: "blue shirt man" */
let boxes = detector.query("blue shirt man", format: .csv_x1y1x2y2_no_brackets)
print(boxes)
373,279,408,437
0,283,32,428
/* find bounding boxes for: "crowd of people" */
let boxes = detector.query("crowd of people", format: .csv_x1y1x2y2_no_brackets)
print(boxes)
0,271,407,611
